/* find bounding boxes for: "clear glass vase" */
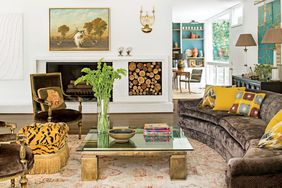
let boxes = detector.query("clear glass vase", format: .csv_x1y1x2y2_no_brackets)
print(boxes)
97,98,109,134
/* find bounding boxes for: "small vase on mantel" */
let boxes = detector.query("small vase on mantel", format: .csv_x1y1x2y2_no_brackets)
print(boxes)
97,98,110,134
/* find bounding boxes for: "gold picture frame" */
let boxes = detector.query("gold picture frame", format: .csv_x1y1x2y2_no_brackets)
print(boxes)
188,59,197,67
49,8,110,51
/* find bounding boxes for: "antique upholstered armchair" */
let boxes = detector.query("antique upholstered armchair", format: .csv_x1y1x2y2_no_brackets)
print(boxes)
30,73,83,139
0,121,34,188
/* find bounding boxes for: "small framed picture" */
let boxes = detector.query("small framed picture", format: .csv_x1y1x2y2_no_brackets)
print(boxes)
196,59,205,67
188,59,197,67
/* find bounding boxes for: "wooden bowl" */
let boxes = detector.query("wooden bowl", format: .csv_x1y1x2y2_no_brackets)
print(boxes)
109,128,136,143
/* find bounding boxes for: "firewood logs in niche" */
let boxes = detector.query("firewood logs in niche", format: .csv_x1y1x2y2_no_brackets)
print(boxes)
128,62,162,95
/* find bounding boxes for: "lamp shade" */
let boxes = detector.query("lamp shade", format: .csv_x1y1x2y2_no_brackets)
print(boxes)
262,28,282,44
236,34,257,47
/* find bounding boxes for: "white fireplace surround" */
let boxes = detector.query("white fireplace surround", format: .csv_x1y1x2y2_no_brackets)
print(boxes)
36,55,173,113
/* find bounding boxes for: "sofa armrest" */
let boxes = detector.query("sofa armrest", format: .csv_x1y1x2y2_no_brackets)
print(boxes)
227,156,282,177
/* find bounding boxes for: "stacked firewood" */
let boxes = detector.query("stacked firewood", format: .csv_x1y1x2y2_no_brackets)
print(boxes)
128,62,162,95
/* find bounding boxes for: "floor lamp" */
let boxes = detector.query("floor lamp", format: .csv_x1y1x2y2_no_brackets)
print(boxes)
262,27,282,81
235,34,257,75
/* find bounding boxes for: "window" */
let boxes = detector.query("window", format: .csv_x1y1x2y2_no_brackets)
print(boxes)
231,4,243,27
212,14,230,62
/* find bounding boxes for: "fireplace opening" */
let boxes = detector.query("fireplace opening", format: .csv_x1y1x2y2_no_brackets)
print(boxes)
46,62,113,101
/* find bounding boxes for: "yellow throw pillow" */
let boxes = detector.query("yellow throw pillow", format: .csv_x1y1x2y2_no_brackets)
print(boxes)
229,91,266,118
213,87,246,111
258,121,282,149
265,109,282,133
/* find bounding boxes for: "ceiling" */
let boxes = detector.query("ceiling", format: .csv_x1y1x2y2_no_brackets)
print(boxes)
172,0,242,23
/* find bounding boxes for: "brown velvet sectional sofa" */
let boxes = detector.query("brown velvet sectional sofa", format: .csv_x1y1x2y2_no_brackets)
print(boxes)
178,90,282,188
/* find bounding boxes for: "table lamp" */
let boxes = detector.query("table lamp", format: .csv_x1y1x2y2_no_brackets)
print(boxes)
236,34,257,74
262,27,282,81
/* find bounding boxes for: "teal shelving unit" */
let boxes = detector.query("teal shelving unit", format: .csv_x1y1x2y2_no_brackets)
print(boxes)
172,22,205,67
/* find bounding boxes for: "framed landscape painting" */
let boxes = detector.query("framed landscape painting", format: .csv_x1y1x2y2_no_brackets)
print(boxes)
49,8,110,51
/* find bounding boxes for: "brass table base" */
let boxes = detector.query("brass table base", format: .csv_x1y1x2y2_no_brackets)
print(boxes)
81,151,187,181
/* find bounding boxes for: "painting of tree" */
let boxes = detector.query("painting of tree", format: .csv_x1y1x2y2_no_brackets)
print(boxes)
49,8,110,51
58,25,70,39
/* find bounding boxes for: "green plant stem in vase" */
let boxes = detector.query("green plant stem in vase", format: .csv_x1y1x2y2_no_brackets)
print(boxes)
75,58,126,134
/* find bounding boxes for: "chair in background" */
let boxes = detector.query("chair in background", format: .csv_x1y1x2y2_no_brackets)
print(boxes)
30,73,83,139
0,121,34,188
179,69,203,93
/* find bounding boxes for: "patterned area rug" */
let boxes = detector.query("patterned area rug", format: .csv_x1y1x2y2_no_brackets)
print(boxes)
0,135,227,188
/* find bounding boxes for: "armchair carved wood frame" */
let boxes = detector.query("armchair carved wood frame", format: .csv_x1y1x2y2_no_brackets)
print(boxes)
0,121,34,188
30,73,83,139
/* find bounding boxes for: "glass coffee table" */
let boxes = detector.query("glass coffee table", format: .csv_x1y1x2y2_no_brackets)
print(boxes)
77,126,193,181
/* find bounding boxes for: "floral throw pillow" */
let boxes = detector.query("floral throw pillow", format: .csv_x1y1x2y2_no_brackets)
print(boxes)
37,87,66,111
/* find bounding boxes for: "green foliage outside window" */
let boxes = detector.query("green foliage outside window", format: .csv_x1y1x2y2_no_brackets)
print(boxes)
212,20,230,62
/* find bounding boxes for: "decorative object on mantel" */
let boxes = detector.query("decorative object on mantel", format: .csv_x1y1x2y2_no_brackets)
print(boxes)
140,6,155,33
262,27,282,81
75,58,126,134
235,34,257,74
118,47,124,56
126,47,133,56
49,8,110,51
128,61,162,95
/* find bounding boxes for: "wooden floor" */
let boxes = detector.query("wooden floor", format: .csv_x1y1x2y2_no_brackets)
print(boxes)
0,100,179,135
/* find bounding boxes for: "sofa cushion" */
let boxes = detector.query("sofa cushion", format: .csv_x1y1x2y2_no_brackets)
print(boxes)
219,116,266,149
180,105,231,124
258,121,282,149
259,91,282,124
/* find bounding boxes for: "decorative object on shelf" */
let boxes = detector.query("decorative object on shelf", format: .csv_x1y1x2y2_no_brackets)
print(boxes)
196,59,205,67
262,27,282,81
75,58,126,134
254,64,272,81
185,49,192,57
192,48,199,57
199,50,204,57
235,34,257,73
126,47,133,56
49,8,110,51
174,42,179,48
109,128,136,143
128,61,162,95
118,47,124,56
189,59,197,67
140,6,155,33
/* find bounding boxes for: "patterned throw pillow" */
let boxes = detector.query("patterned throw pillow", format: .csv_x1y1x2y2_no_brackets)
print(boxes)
37,87,66,111
202,85,217,108
229,91,266,118
258,121,282,149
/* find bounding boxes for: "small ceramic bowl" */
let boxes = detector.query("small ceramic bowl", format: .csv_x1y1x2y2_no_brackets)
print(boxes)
109,128,136,143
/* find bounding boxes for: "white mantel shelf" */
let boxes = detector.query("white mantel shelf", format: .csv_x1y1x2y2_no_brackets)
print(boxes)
34,55,173,113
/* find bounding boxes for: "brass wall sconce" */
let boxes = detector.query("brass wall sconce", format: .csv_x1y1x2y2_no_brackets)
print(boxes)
140,7,155,33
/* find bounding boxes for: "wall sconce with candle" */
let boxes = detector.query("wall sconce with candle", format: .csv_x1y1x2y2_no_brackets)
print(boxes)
140,6,155,33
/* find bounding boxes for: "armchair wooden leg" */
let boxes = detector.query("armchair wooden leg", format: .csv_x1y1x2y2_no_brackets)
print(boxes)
20,174,27,188
11,178,15,188
78,121,82,139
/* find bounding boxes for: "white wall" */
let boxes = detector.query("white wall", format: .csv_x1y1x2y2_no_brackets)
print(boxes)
0,0,172,112
229,0,258,75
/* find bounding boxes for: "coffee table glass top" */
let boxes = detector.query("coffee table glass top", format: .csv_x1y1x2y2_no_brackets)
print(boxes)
77,127,193,152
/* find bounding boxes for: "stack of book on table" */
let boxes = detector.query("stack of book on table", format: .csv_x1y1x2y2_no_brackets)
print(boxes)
143,123,171,142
